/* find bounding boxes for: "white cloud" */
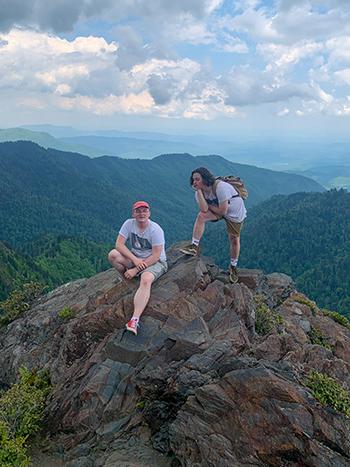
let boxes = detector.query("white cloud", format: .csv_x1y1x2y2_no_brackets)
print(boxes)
277,108,290,116
334,68,350,85
0,27,239,120
0,0,224,33
1,0,350,125
0,29,120,97
166,17,217,46
261,41,322,71
326,36,350,66
219,8,278,42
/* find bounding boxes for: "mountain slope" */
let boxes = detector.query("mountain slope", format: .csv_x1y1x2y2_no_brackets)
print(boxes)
0,127,102,157
0,141,324,250
0,241,48,299
230,189,350,317
0,236,110,300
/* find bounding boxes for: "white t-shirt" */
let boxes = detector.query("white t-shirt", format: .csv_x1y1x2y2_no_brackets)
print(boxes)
119,219,166,261
195,180,247,223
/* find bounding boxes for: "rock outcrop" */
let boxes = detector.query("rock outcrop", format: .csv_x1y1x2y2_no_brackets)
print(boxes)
0,245,349,466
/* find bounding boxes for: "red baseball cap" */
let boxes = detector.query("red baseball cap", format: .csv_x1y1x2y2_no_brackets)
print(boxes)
133,200,150,210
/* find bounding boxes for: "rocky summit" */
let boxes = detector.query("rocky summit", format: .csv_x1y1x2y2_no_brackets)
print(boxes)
0,244,349,467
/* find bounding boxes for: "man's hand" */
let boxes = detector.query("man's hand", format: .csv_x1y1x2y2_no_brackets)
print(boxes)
133,258,147,271
124,267,139,280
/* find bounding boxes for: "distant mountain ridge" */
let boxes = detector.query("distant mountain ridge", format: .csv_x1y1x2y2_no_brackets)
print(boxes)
0,127,102,157
60,134,201,158
0,141,324,251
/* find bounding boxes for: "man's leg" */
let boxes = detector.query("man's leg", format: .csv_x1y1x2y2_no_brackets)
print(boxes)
126,261,167,334
133,271,155,320
108,249,133,273
126,271,155,334
181,211,219,255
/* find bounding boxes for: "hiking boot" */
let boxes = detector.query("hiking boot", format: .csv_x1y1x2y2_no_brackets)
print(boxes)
180,243,199,256
229,265,238,284
126,318,139,335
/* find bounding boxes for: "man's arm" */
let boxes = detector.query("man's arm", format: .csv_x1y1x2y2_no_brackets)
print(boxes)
116,234,146,269
143,245,163,267
208,199,229,217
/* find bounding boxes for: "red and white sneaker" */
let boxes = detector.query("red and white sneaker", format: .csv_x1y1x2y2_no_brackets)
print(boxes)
126,318,139,335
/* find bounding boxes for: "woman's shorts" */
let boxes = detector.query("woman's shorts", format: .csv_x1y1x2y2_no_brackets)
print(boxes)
225,219,243,238
210,217,243,238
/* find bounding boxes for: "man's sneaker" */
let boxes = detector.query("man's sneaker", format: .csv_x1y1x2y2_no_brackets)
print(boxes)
180,243,199,256
126,318,139,335
229,265,238,284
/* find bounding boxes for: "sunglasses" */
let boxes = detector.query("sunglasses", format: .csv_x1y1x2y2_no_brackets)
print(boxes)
133,207,149,213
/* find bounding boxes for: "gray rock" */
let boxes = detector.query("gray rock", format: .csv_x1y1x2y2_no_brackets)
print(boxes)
1,244,349,467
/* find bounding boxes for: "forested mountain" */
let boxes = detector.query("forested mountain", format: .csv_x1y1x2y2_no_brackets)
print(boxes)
0,128,102,157
0,141,323,250
0,241,47,300
0,236,110,300
203,189,350,318
293,165,350,191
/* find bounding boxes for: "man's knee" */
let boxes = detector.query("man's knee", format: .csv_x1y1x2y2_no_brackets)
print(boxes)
108,249,125,269
108,249,119,264
140,272,155,287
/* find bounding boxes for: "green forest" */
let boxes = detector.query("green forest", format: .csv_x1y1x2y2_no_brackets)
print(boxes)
202,189,350,318
0,236,110,301
1,141,348,319
0,141,323,249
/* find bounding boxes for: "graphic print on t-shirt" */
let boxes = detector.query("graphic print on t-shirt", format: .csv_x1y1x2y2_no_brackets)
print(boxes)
131,233,152,251
206,197,219,206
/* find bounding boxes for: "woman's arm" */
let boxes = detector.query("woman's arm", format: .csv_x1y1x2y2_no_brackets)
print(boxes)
208,200,229,217
196,189,209,212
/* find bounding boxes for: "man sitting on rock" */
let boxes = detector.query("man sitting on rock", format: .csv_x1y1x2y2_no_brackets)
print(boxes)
108,201,167,335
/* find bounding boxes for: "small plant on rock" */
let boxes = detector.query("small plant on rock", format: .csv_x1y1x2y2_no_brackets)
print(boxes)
254,295,284,335
291,292,318,315
306,370,350,418
0,282,46,326
308,326,332,350
0,420,29,467
0,367,51,466
58,307,75,319
321,309,350,331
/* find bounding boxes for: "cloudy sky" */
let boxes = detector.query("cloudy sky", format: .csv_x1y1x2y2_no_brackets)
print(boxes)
1,0,350,138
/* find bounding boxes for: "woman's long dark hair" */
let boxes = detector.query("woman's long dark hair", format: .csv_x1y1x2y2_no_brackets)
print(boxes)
190,167,215,187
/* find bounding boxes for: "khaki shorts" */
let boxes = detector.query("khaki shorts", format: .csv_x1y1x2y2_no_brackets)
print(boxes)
123,259,168,281
141,260,168,281
211,217,243,238
225,219,243,238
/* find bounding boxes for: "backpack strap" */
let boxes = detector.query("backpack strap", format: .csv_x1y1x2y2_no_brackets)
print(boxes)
212,179,220,198
213,178,239,202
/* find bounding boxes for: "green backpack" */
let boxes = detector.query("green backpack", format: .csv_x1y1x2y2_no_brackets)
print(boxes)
214,176,248,200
